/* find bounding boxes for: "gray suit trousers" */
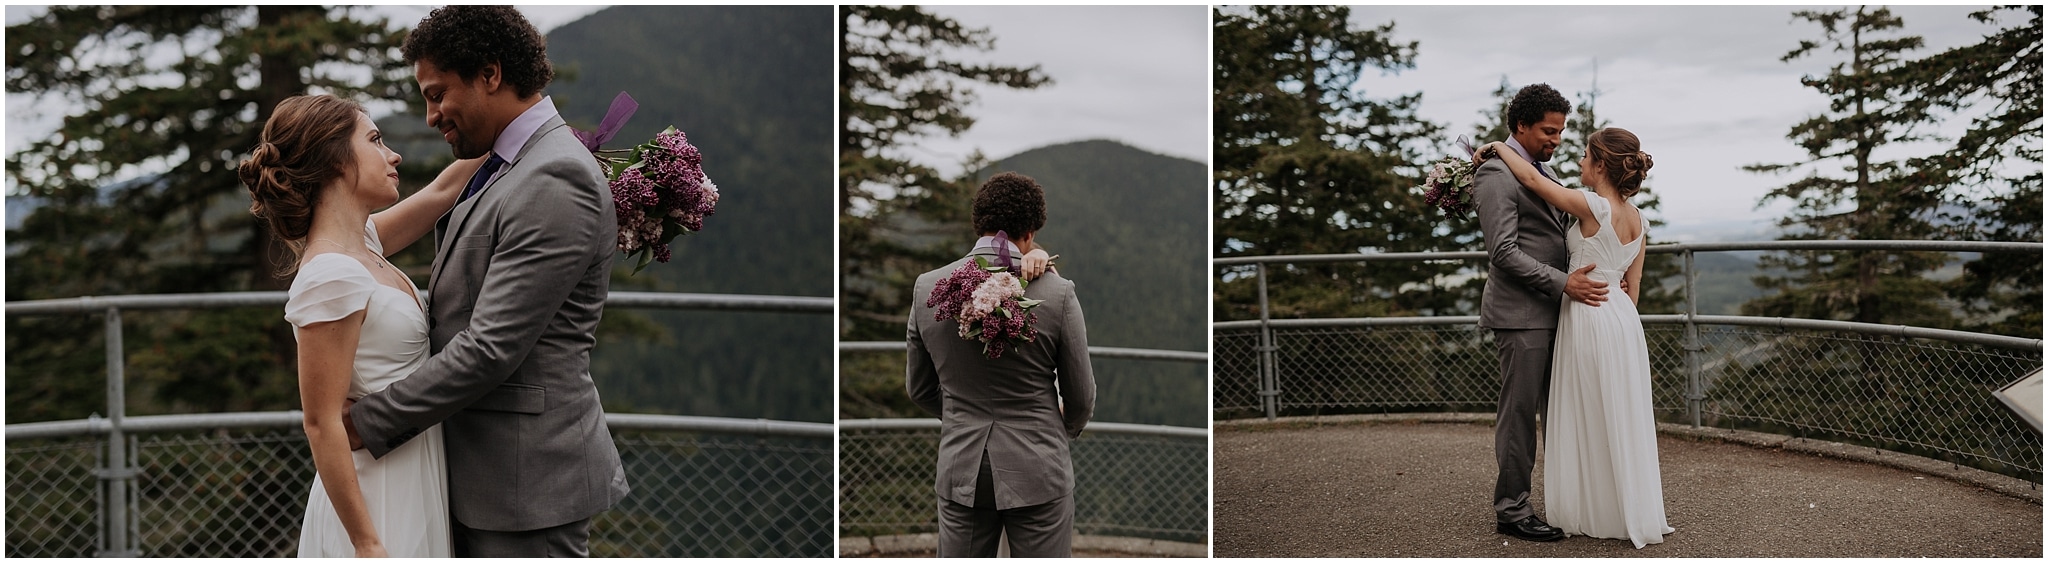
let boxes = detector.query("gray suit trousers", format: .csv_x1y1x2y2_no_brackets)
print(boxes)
1493,328,1555,523
937,452,1075,558
454,517,591,558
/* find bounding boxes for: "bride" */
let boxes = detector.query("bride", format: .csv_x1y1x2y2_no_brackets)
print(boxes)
1478,128,1673,548
240,94,482,557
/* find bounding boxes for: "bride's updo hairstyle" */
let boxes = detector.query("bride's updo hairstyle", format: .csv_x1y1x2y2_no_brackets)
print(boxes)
1586,127,1653,197
238,94,363,274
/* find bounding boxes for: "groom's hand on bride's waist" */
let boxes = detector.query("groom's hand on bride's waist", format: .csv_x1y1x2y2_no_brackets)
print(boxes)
342,399,364,451
1565,264,1609,307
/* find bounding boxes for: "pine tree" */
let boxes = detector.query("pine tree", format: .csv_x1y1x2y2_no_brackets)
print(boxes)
838,6,1050,418
1901,6,2041,339
838,6,1050,342
1213,5,1455,323
5,7,418,420
1741,7,1954,329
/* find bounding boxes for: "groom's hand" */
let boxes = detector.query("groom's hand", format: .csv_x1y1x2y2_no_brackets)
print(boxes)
1565,264,1609,307
341,399,364,451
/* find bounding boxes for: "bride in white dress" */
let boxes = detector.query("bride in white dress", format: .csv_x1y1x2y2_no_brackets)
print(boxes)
240,94,483,557
1481,128,1673,549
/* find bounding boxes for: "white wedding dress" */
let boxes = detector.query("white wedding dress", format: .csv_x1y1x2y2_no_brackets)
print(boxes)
1543,192,1672,548
286,219,451,557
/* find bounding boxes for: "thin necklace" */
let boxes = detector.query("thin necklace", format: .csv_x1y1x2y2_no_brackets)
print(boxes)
310,237,388,269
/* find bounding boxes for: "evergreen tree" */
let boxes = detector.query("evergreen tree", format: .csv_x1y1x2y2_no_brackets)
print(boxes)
1741,7,1954,329
838,6,1050,418
1900,6,2041,338
1213,5,1455,323
838,5,1050,342
5,7,419,421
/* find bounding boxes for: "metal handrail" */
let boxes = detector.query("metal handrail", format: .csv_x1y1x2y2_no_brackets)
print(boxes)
838,341,1208,363
5,412,833,441
839,418,1207,439
1212,315,2042,352
5,290,832,316
1212,239,2043,266
1213,240,2043,421
2,288,828,556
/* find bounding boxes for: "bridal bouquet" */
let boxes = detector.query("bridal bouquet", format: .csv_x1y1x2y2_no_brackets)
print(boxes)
1418,136,1480,220
926,253,1045,359
577,92,721,273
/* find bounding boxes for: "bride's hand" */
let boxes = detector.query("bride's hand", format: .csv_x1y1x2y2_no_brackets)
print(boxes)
1022,248,1056,280
432,156,488,196
1471,142,1501,168
354,541,388,558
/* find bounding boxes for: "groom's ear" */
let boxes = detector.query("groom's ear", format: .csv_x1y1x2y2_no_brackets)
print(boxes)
476,62,504,96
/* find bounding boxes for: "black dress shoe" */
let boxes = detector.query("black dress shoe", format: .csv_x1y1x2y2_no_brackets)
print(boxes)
1497,516,1565,542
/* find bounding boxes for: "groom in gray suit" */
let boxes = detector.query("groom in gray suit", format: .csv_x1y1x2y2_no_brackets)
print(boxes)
344,6,627,556
1473,83,1608,543
907,172,1095,557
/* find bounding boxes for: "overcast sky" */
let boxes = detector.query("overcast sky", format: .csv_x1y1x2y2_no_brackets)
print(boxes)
910,5,1210,171
1336,5,2016,240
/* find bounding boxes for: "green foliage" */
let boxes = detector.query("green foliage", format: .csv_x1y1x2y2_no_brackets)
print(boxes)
1214,5,1463,324
5,6,416,423
1898,6,2042,339
839,6,1052,344
1742,7,1957,331
544,6,835,422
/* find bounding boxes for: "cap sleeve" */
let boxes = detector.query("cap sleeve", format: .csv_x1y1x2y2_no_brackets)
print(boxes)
1581,190,1611,227
285,254,376,327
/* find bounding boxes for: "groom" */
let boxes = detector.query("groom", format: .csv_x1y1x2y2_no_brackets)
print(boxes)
344,6,627,556
907,172,1095,557
1473,83,1609,543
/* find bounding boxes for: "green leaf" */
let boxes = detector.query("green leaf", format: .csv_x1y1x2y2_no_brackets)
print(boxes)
630,249,654,275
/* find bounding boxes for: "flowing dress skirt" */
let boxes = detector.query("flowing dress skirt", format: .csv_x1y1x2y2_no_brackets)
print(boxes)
1543,294,1673,548
298,425,450,557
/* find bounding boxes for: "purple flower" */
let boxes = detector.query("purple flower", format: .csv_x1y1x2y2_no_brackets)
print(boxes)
926,263,991,322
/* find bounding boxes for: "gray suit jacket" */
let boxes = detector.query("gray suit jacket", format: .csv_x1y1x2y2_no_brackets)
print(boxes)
350,116,629,531
1474,157,1572,330
907,250,1095,510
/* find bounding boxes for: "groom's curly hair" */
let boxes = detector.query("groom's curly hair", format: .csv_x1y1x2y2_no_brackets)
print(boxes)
401,6,554,99
1506,83,1571,133
972,172,1047,238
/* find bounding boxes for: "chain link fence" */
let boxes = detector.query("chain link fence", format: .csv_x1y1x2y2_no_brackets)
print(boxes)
839,420,1209,545
5,416,832,557
1214,321,2043,479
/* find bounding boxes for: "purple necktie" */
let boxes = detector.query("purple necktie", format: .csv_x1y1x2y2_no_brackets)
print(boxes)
459,154,508,203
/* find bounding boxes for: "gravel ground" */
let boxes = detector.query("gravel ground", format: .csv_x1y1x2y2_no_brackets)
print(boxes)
1216,420,2042,558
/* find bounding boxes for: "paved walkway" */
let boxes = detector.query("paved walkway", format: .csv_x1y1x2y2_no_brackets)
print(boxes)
1216,417,2041,558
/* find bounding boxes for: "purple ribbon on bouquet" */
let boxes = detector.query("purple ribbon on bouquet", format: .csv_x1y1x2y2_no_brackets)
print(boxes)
573,92,639,152
994,230,1017,272
1456,135,1477,158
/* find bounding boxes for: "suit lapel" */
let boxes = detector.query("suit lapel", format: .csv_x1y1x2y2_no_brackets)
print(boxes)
430,116,570,288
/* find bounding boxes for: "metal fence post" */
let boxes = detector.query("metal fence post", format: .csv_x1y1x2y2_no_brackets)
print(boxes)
1256,263,1277,420
1682,251,1703,428
98,307,136,557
